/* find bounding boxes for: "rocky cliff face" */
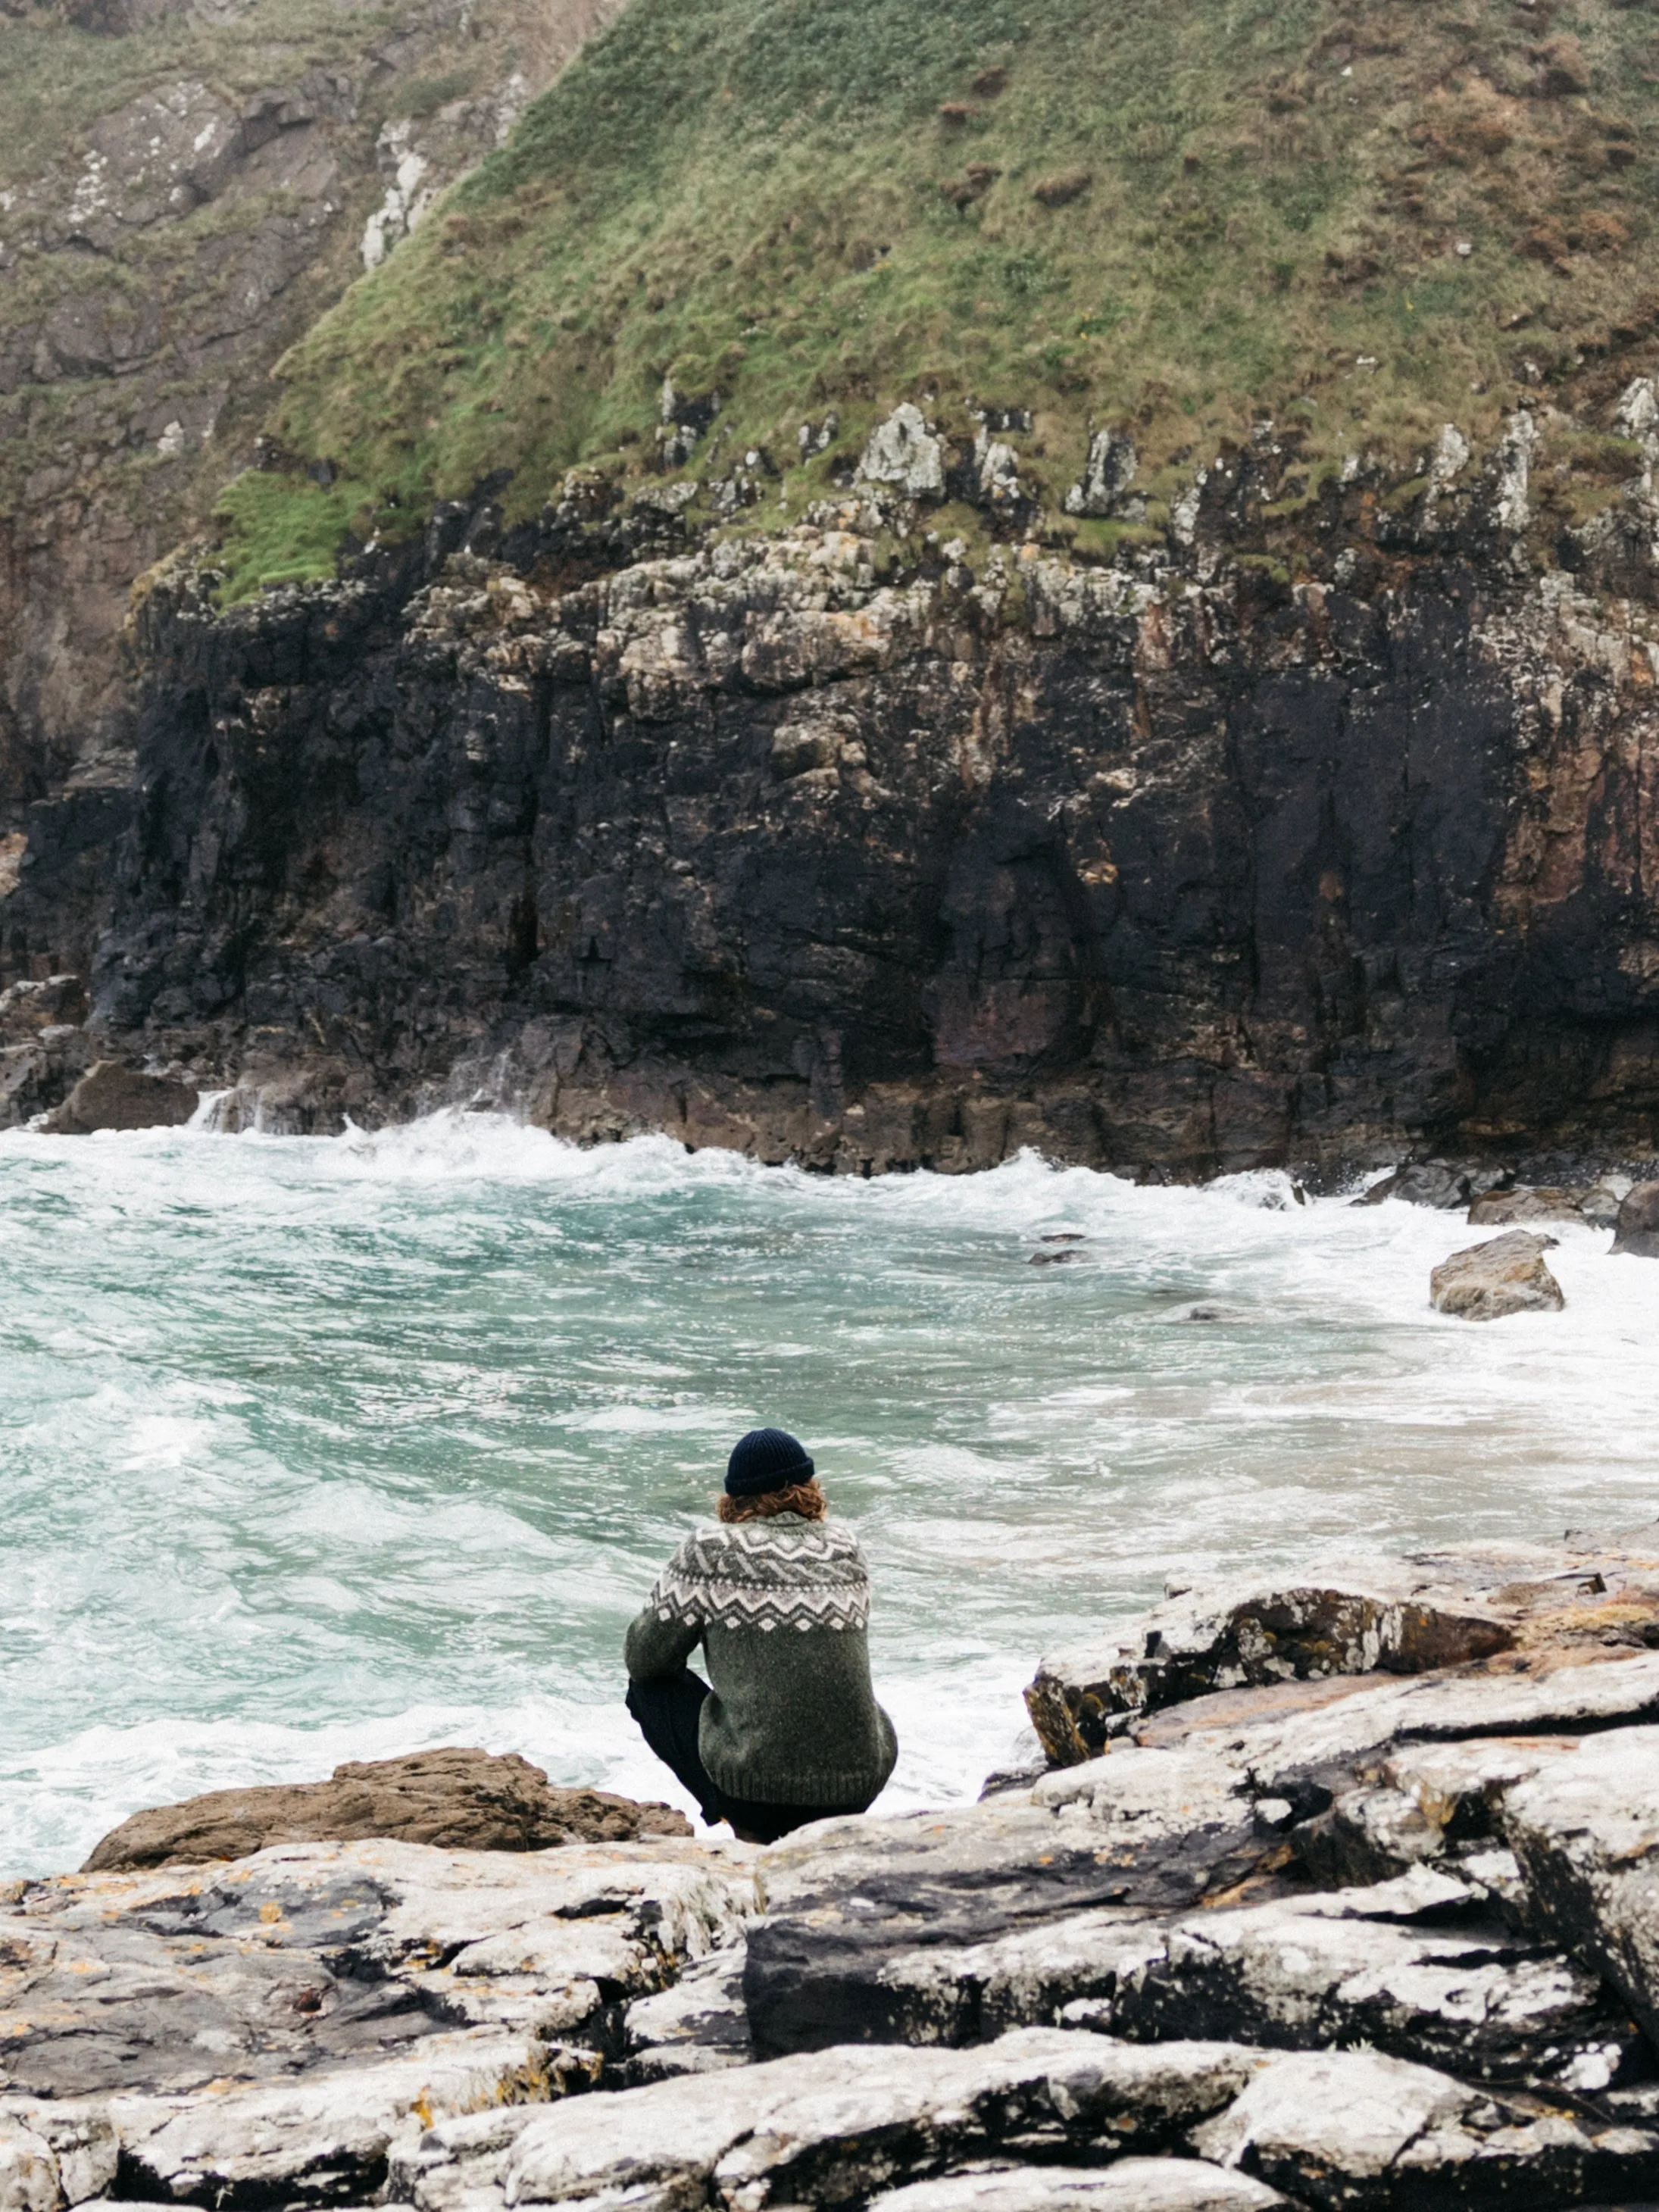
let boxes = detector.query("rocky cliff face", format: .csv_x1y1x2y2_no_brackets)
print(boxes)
13,412,1659,1176
0,0,620,846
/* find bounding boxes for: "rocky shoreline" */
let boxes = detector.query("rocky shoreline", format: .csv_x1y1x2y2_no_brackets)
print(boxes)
14,1535,1659,2209
8,392,1659,1176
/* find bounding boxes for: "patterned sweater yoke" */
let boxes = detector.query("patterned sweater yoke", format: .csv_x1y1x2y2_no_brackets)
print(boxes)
648,1520,872,1636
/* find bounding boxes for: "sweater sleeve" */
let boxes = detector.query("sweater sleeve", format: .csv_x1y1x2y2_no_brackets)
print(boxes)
623,1538,705,1681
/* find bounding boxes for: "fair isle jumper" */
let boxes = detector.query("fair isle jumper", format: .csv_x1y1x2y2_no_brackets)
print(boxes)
649,1520,873,1635
624,1514,898,1811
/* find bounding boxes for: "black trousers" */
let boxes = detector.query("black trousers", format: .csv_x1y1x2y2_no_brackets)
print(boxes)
625,1667,868,1845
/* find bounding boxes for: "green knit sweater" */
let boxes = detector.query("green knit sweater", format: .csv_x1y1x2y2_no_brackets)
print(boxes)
623,1512,898,1809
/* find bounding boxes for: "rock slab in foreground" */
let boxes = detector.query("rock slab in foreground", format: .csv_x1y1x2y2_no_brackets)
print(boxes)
870,2166,1293,2212
0,1835,753,2107
396,2027,1659,2212
1505,1723,1659,2046
1429,1229,1565,1319
396,2032,1274,2210
82,1746,689,1870
18,1535,1659,2212
1189,2044,1659,2208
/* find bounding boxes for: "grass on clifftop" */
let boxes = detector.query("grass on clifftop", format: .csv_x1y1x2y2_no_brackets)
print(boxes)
223,0,1659,592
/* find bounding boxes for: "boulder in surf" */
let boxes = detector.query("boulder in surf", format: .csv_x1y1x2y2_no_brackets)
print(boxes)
1429,1229,1564,1320
42,1058,197,1134
1613,1180,1659,1258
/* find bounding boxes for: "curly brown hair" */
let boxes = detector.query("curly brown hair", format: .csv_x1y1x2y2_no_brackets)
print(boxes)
717,1477,827,1523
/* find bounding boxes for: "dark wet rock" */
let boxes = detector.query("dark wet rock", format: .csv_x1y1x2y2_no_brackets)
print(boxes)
761,1901,1168,2054
1429,1230,1565,1320
82,1747,689,1870
1614,1182,1659,1258
39,1057,196,1133
979,1752,1052,1800
743,1751,1276,2057
1353,1161,1481,1209
24,523,1659,1177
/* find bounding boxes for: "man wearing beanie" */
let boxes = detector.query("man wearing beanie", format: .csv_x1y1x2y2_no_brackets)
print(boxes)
623,1429,898,1843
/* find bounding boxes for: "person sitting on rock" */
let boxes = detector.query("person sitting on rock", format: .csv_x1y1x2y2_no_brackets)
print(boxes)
623,1427,898,1845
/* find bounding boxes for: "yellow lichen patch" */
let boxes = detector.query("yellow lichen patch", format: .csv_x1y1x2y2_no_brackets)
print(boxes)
1514,1598,1659,1648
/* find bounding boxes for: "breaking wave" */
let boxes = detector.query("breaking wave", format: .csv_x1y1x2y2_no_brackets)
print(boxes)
2,1112,1654,1875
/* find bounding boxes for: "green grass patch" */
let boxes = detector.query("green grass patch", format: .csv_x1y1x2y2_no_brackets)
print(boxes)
211,0,1659,585
211,471,369,603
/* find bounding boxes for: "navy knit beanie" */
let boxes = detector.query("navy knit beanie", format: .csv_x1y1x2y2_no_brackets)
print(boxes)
726,1427,815,1498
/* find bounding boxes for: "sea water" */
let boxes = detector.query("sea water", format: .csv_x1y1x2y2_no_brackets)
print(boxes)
2,1113,1657,1879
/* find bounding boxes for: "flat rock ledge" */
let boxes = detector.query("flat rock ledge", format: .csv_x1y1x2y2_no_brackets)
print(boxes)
16,1537,1659,2212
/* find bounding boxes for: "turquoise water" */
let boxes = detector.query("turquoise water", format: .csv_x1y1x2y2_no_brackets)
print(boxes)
2,1113,1657,1877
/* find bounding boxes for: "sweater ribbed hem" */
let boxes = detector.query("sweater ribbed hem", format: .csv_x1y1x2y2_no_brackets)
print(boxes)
701,1751,887,1810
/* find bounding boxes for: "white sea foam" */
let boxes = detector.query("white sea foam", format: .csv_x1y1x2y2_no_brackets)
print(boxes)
1,1114,1655,1875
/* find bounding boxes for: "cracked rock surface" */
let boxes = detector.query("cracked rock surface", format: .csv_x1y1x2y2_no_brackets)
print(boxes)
15,1534,1659,2211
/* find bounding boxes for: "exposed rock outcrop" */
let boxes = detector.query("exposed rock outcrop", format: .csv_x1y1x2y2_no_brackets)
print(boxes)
1026,1538,1659,1764
14,497,1659,1175
81,1747,690,1870
1024,1563,1523,1763
1065,430,1139,519
1353,1161,1490,1210
0,973,92,1125
858,405,946,499
1429,1230,1566,1320
0,0,621,851
870,2167,1290,2212
1466,1185,1609,1226
15,1535,1659,2210
40,1058,195,1134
